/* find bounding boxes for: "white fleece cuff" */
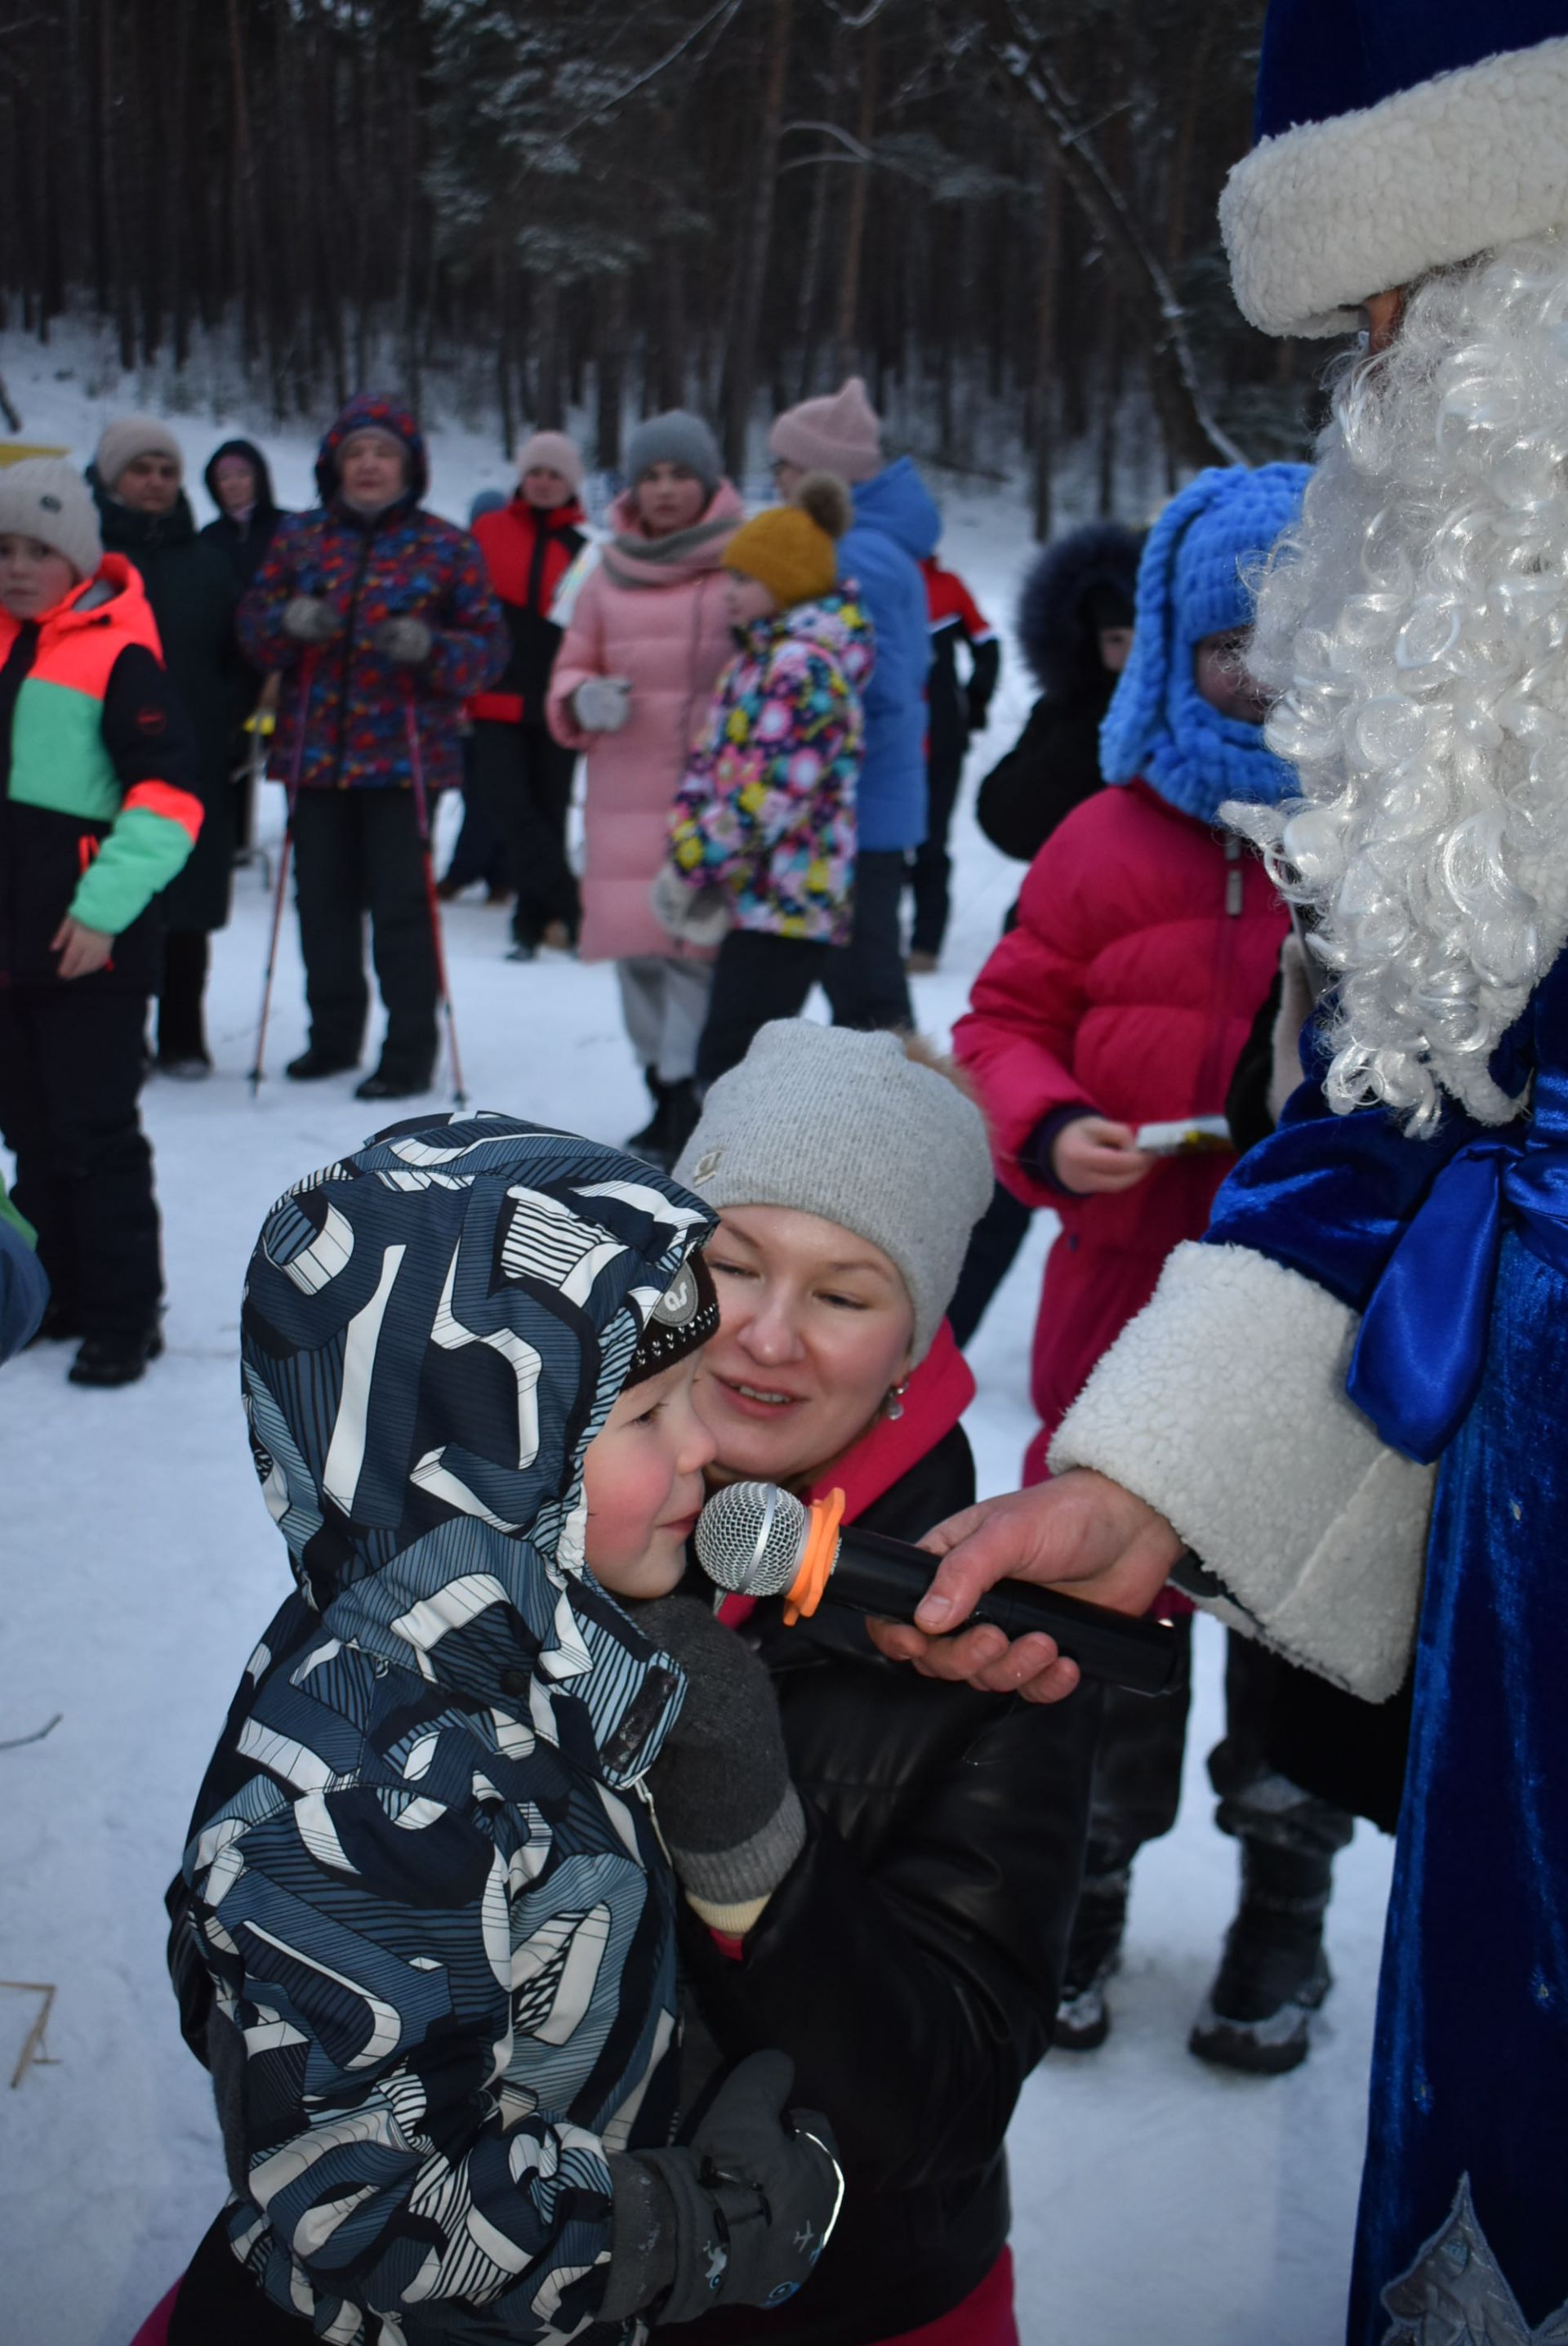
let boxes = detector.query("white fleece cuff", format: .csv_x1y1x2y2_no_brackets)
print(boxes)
1220,37,1568,337
1049,1241,1435,1702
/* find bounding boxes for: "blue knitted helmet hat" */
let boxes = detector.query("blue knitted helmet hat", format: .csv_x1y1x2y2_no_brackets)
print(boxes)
1098,463,1309,827
1223,0,1568,338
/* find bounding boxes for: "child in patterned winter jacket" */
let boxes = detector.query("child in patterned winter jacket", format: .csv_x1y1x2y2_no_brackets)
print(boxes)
656,473,874,1087
158,1117,841,2346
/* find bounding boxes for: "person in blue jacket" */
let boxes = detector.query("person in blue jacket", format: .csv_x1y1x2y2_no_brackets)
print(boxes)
770,379,937,1032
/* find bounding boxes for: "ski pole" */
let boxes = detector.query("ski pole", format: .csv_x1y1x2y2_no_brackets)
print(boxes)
250,650,316,1095
403,678,468,1108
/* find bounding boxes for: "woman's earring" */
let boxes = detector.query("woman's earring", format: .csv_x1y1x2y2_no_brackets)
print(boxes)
885,1380,909,1422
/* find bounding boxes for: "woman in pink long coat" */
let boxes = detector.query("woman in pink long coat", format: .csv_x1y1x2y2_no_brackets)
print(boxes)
548,411,743,1164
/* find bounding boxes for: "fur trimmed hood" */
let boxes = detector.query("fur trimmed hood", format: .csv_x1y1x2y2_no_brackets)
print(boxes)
1223,2,1568,337
1017,522,1143,700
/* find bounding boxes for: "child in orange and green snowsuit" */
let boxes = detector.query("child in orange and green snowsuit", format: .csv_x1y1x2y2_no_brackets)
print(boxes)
0,457,201,1386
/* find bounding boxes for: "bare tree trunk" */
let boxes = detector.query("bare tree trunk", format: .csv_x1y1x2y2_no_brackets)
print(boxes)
595,271,628,471
985,0,1242,471
1031,161,1061,542
101,0,134,370
496,255,516,457
721,0,792,478
1097,288,1120,516
830,16,878,383
1164,11,1218,276
532,274,564,426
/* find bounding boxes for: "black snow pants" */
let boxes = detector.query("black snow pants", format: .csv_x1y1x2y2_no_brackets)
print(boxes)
471,718,581,948
292,787,439,1082
0,985,162,1338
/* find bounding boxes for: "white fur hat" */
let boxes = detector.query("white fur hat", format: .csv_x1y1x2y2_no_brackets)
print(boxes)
1222,2,1568,338
673,1022,994,1363
0,458,103,580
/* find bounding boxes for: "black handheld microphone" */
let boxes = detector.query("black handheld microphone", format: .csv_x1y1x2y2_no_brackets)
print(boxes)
694,1481,1181,1697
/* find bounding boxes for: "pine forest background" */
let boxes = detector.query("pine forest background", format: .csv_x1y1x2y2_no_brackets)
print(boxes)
0,0,1322,533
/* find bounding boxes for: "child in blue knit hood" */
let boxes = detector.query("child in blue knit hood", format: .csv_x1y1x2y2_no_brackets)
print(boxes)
158,1113,840,2346
955,465,1356,2077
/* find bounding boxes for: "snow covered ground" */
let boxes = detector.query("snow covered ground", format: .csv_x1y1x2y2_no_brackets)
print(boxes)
0,339,1390,2345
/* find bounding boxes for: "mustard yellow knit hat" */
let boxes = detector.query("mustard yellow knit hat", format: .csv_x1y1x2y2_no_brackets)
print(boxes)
724,471,852,611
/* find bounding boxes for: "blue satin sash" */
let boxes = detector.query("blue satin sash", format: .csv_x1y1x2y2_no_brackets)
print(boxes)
1347,1130,1568,1464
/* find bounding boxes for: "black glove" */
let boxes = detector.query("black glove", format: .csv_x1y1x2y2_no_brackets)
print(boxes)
626,2052,843,2323
966,682,993,733
634,1592,804,1927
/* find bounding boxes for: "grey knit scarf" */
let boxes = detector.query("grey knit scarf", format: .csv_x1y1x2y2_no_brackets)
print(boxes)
602,511,736,586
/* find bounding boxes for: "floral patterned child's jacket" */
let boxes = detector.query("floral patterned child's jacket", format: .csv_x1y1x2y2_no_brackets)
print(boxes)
669,588,873,944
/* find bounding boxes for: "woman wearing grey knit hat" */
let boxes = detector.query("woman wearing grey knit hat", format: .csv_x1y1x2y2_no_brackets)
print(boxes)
546,409,743,1167
630,1019,1097,2346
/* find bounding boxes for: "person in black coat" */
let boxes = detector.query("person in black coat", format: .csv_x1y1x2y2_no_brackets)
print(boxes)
93,417,247,1077
974,520,1140,867
637,1023,1098,2346
201,438,285,591
948,522,1143,1351
203,438,290,861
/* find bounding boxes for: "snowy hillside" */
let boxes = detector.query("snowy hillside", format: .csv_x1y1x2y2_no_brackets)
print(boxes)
0,331,1390,2346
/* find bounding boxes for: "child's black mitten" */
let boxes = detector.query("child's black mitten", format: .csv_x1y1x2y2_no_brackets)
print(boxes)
604,2051,844,2323
633,1591,805,1931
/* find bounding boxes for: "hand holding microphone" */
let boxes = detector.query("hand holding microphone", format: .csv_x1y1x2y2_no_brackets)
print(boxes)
695,1481,1182,1697
629,1591,804,1930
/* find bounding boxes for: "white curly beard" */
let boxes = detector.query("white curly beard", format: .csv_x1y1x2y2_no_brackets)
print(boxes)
1228,229,1568,1131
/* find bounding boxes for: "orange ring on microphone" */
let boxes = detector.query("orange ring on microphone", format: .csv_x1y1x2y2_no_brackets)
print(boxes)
782,1487,846,1626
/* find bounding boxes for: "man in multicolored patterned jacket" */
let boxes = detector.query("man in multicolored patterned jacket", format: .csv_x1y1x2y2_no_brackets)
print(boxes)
0,456,202,1387
239,394,506,1102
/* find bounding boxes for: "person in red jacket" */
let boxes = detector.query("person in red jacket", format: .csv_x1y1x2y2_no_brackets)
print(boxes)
468,431,588,958
906,552,999,972
956,466,1353,2076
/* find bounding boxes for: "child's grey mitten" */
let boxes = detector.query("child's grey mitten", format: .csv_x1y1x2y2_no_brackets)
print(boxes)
634,1591,804,1931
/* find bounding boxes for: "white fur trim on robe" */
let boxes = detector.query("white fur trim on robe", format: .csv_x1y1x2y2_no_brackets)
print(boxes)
1220,37,1568,338
1048,1240,1436,1702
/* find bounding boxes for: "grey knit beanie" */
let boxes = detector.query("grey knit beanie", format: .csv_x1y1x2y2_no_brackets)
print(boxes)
624,410,722,500
0,457,103,580
674,1023,994,1362
94,416,184,493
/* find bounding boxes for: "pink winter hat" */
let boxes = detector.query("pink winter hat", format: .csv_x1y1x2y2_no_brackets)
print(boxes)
769,377,882,484
515,430,585,493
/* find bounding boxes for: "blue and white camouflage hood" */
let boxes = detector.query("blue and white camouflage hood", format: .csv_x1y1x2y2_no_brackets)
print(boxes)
181,1113,716,2344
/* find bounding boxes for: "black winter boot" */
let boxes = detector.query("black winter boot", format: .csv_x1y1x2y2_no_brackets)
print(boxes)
662,1078,702,1167
68,1326,165,1388
1054,1863,1131,2050
287,1046,359,1082
1189,1840,1334,2075
626,1073,672,1163
354,1061,434,1103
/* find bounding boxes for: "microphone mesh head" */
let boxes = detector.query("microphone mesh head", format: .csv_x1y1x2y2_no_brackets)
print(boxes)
695,1481,809,1597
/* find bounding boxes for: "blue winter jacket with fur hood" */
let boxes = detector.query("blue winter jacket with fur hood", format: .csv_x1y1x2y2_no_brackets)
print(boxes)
179,1113,713,2344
